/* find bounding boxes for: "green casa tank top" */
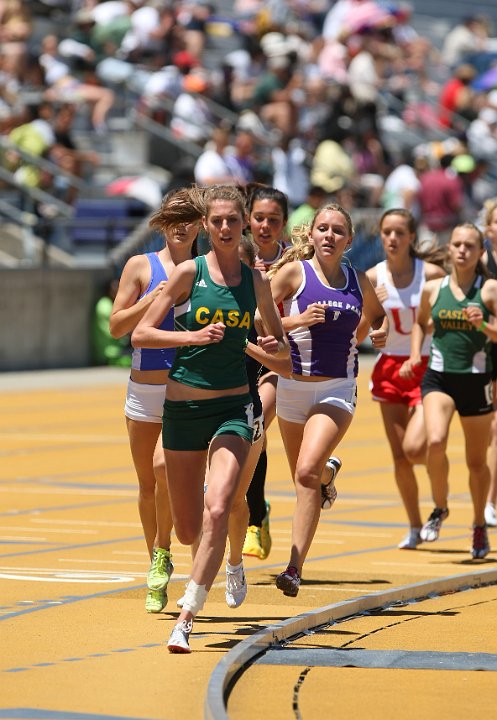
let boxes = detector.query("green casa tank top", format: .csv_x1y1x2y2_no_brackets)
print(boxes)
429,275,491,373
170,254,257,390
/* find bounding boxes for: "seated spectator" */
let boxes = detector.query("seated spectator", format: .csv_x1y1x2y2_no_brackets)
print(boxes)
222,37,266,110
138,63,183,120
194,126,234,185
5,102,56,188
438,63,478,130
248,52,299,137
316,38,348,84
349,125,387,206
347,30,397,109
381,151,423,216
286,184,327,233
321,0,354,41
170,70,214,143
40,34,115,133
271,133,309,210
90,1,132,57
0,48,22,132
224,129,255,185
451,153,486,221
91,1,129,27
176,1,213,60
467,106,497,161
49,103,101,204
0,0,31,80
441,15,494,69
310,132,355,195
297,76,331,147
417,153,464,246
119,0,176,63
57,9,98,73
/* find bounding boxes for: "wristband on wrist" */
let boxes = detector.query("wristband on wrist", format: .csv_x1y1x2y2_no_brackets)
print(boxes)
478,321,488,332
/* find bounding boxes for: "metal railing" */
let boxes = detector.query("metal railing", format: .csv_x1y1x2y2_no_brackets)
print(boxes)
0,165,74,217
0,135,91,195
133,112,204,160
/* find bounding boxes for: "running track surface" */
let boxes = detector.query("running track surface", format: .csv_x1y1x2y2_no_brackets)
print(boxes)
1,358,496,720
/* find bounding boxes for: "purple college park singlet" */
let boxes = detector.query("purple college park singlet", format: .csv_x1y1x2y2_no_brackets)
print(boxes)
282,259,363,378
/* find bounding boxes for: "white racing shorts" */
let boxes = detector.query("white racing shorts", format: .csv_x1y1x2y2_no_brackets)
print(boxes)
276,376,357,424
124,379,166,423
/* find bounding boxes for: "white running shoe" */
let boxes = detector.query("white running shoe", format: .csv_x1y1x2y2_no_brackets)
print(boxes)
167,619,193,654
398,528,422,549
485,502,497,527
420,507,449,542
321,456,342,509
225,563,247,608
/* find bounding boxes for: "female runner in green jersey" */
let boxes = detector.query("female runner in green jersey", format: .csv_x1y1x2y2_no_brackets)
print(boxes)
402,222,497,559
132,185,289,652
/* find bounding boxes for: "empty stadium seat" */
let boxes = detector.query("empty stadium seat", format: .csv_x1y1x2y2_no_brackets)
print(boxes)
71,198,147,249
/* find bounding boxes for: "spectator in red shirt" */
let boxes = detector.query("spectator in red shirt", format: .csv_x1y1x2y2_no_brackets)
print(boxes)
438,63,477,131
417,154,464,246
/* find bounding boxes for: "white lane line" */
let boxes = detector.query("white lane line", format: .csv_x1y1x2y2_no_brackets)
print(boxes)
0,571,136,583
0,535,48,542
58,558,146,566
327,530,393,538
57,558,194,570
0,526,97,535
0,565,138,575
332,499,472,507
267,529,393,539
30,518,142,528
112,550,193,558
0,432,127,443
373,561,470,568
299,587,382,594
314,529,393,538
0,486,136,497
262,529,291,535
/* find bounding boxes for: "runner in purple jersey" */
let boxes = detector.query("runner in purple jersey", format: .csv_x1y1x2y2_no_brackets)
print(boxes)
283,259,364,378
266,203,389,597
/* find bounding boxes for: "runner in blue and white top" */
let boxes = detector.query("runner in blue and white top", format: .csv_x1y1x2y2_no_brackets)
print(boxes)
130,251,176,373
109,187,200,615
267,202,388,598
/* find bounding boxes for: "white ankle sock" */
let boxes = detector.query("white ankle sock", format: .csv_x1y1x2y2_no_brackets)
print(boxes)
226,561,243,573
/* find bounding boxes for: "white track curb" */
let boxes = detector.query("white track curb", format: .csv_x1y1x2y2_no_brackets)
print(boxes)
205,567,497,720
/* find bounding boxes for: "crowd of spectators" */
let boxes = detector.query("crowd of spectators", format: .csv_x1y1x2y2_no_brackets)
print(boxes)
2,0,497,254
